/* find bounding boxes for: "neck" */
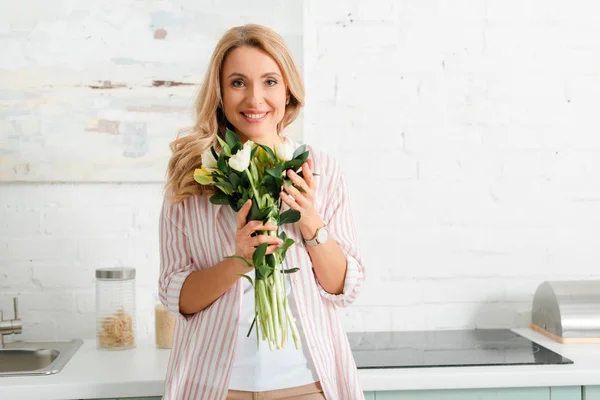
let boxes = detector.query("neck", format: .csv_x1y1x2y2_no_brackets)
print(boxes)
239,132,283,149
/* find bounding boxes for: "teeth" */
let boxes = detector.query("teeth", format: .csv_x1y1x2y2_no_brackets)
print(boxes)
244,113,266,119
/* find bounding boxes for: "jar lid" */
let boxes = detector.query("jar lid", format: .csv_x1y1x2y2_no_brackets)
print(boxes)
95,267,136,280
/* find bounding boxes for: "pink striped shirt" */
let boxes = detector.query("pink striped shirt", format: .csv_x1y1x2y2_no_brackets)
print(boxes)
158,139,366,400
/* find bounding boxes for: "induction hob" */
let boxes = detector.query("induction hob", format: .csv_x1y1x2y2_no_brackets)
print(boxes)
347,329,573,369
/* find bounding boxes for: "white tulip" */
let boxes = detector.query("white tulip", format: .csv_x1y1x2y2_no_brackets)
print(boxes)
275,142,294,162
229,141,253,172
201,148,218,172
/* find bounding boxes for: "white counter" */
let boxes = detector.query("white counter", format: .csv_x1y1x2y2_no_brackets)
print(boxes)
1,328,600,400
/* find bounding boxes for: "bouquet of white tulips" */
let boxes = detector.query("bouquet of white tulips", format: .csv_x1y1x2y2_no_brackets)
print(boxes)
194,129,310,350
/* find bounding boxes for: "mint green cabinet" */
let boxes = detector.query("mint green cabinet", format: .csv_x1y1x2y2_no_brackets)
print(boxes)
94,386,597,400
376,387,549,399
584,386,600,400
375,386,582,400
552,386,582,400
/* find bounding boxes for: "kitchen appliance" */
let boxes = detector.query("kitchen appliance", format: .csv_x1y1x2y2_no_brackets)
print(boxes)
531,280,600,343
347,329,572,369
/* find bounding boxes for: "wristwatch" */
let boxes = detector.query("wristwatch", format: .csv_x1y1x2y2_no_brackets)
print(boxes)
305,226,330,247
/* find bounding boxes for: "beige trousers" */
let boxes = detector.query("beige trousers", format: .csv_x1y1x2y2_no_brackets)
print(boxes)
227,381,326,400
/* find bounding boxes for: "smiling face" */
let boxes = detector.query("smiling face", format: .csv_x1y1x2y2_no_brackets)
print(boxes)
220,46,288,148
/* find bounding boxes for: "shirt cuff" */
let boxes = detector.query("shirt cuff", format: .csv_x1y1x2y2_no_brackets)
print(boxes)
161,269,194,320
316,254,362,307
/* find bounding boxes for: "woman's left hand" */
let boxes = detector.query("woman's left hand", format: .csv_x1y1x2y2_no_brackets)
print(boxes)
280,158,323,239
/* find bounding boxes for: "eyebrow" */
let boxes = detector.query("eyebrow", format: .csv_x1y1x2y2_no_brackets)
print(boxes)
227,72,282,79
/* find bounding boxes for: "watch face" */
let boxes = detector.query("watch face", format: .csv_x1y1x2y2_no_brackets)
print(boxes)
317,227,329,243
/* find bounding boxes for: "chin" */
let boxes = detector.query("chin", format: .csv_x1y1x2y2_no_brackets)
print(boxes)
236,124,275,139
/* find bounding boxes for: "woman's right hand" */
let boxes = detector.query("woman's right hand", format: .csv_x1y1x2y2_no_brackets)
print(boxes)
235,200,283,265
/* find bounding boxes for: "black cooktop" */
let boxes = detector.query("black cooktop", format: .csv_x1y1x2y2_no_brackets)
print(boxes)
347,329,573,369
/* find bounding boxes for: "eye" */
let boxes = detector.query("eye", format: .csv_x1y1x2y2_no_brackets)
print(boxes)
231,80,244,88
265,79,278,87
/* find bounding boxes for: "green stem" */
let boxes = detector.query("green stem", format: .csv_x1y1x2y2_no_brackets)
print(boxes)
286,300,300,350
245,169,262,208
273,266,287,347
270,279,281,349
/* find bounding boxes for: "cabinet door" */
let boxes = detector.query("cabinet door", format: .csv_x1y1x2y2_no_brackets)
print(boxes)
375,387,549,400
551,386,582,400
584,386,600,400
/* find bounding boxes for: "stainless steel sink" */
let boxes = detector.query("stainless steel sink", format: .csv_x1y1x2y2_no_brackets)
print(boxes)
0,339,83,377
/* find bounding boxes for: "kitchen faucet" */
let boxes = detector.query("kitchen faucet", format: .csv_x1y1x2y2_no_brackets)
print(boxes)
0,298,22,348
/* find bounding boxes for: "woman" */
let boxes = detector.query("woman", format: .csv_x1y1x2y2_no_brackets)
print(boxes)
159,24,366,400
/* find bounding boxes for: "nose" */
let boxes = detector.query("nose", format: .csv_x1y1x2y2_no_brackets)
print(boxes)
246,83,264,107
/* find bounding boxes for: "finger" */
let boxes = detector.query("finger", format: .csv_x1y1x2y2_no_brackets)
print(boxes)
283,181,309,206
265,244,280,255
303,159,315,189
244,220,278,233
287,169,310,192
280,190,301,211
248,235,284,248
237,200,252,230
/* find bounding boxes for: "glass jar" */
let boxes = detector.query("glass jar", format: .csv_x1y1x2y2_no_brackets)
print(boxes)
154,292,175,349
95,267,136,350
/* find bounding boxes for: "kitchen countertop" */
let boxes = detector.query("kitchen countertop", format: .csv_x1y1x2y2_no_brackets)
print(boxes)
1,328,600,400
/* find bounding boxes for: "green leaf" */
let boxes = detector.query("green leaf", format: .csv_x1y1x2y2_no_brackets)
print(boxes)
194,174,212,185
249,201,271,221
229,172,240,190
257,146,272,166
230,142,242,155
214,181,234,194
294,184,307,194
256,263,271,280
266,164,284,178
282,267,300,274
250,160,259,182
216,135,231,156
236,274,254,287
257,144,276,164
217,153,229,174
210,147,220,160
292,144,307,160
240,170,250,188
225,255,253,268
278,238,295,260
229,195,242,211
209,191,229,205
279,209,301,225
252,242,268,268
225,128,241,150
261,175,281,196
266,254,277,270
283,158,305,171
246,315,256,337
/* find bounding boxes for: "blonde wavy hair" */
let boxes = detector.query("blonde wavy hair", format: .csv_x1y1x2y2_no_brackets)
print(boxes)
164,24,305,204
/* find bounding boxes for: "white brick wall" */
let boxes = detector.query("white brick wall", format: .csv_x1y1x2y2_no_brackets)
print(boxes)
0,184,163,340
304,0,600,333
2,0,600,342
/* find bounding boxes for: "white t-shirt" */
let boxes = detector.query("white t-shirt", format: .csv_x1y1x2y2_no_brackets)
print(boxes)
228,260,320,391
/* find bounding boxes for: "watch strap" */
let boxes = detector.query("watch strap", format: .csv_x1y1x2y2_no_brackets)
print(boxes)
305,226,327,247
